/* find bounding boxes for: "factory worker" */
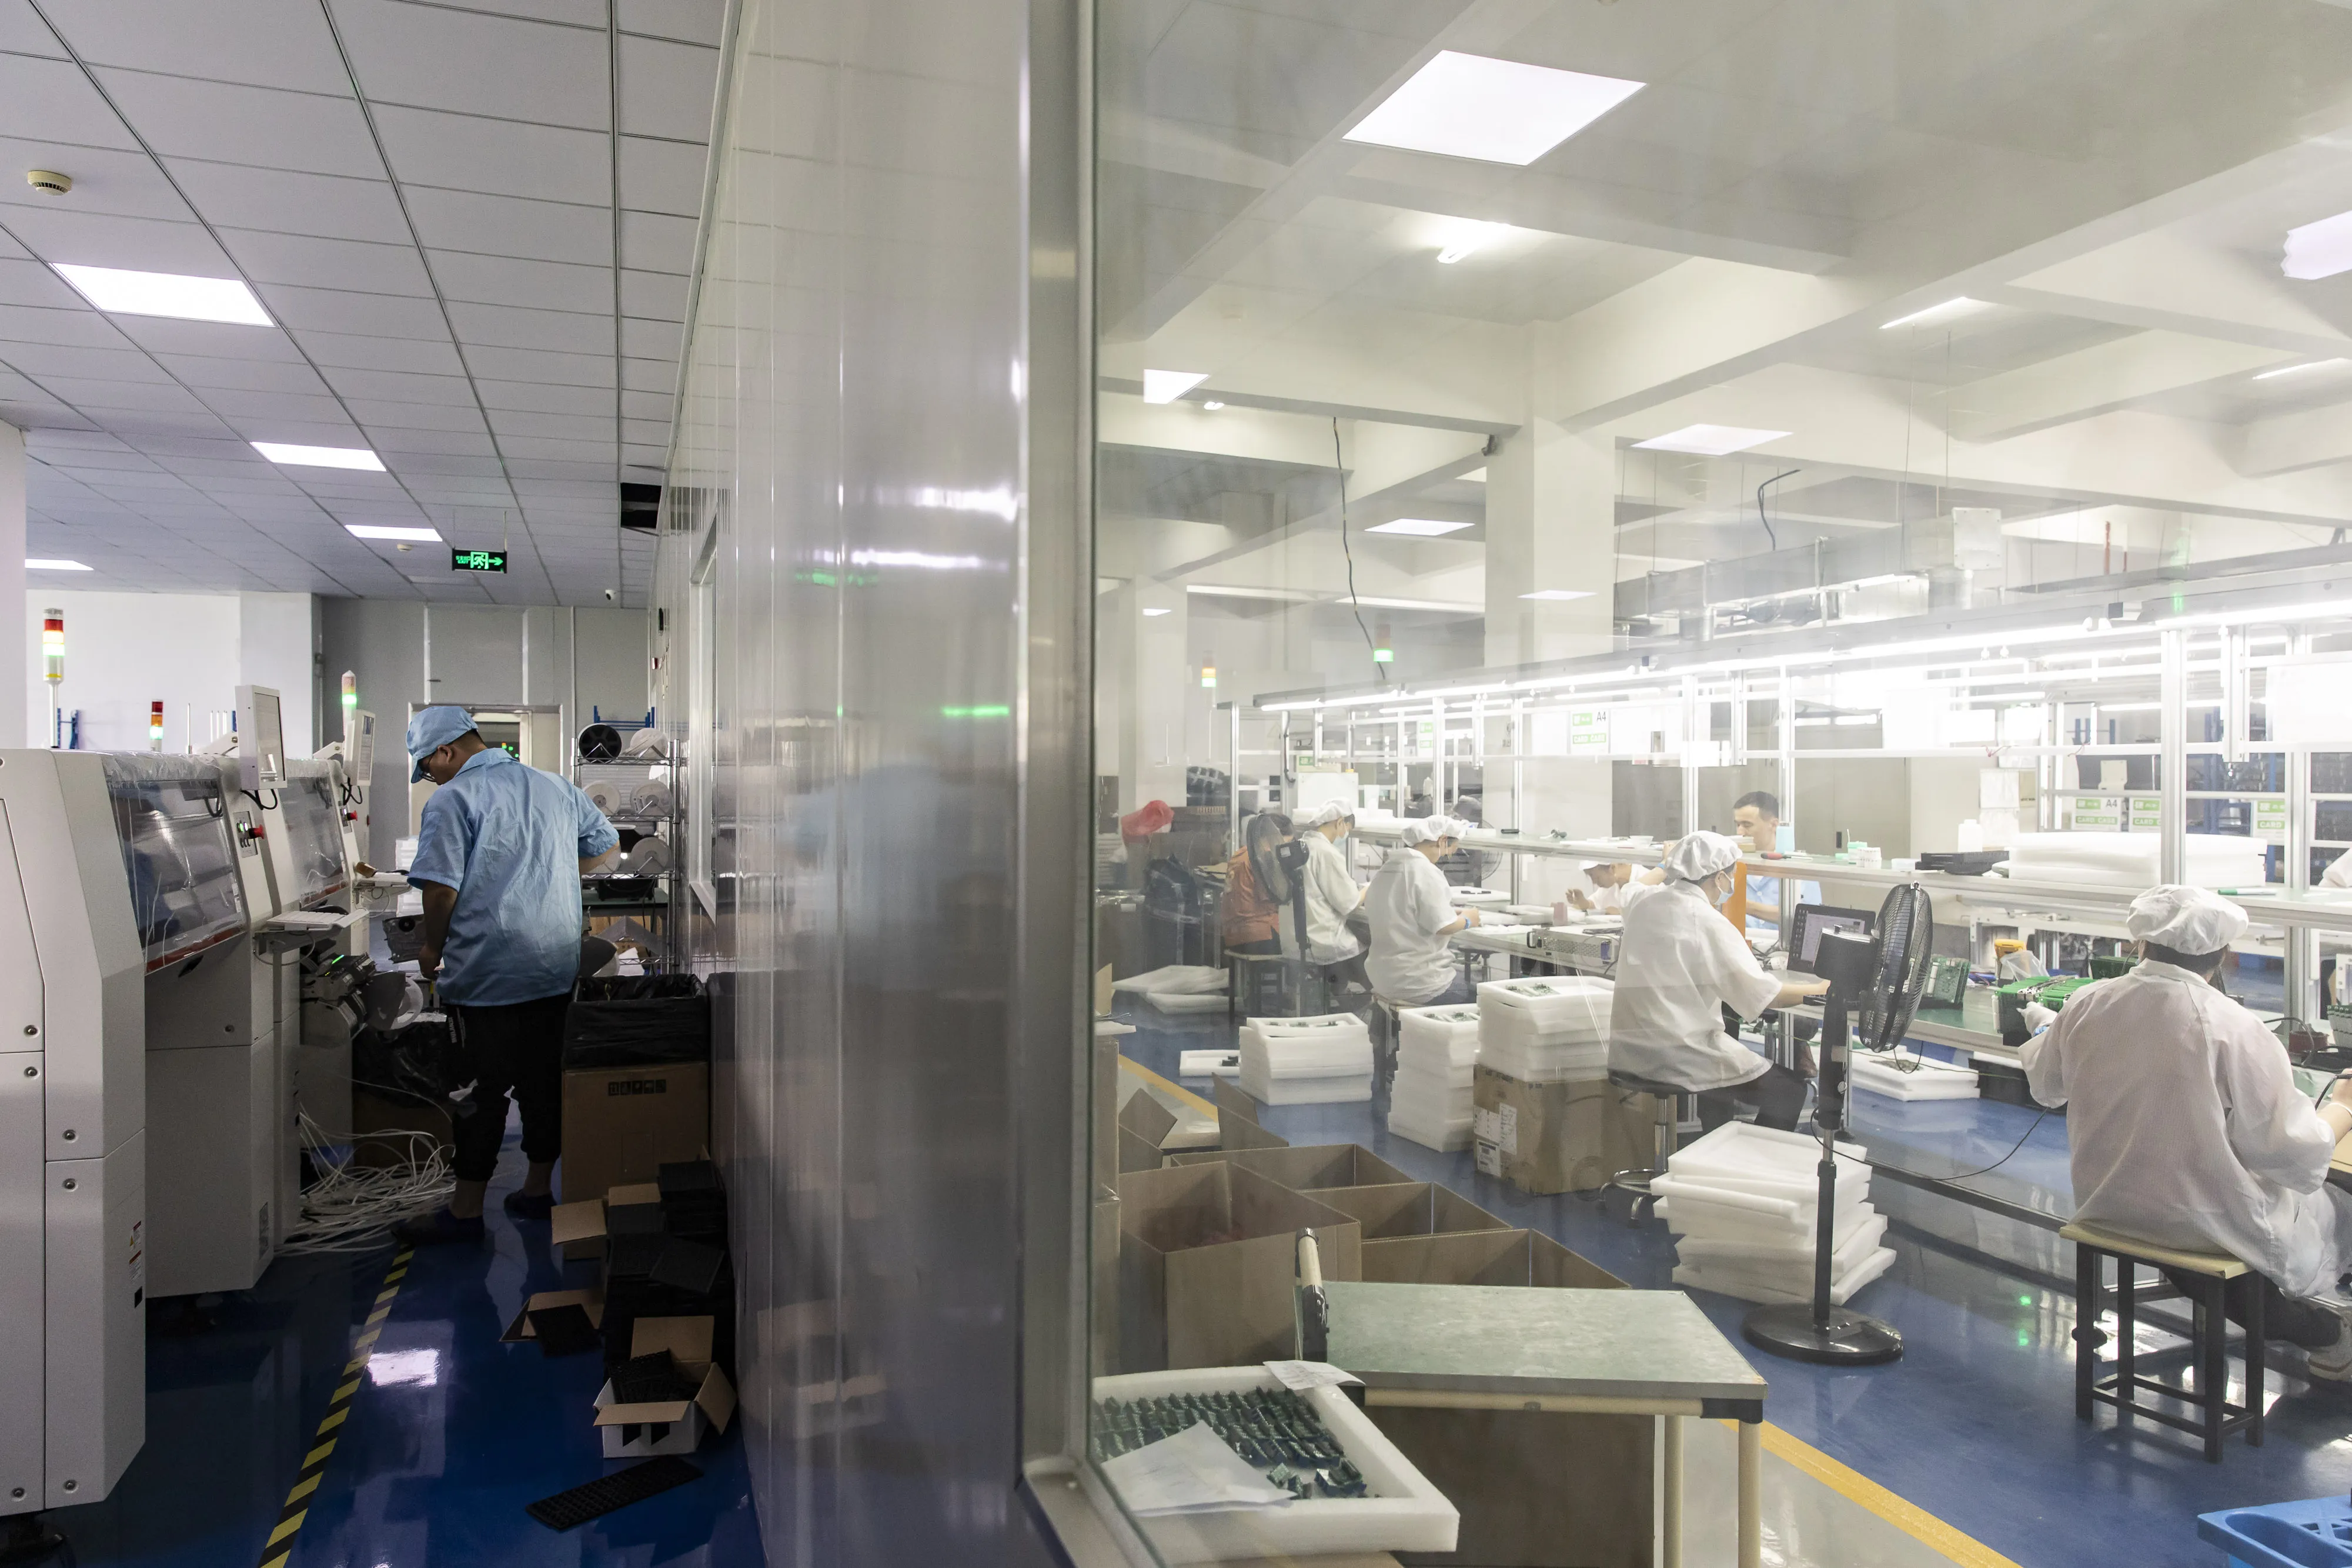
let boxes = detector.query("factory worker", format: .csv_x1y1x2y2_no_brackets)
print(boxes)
1298,803,1367,965
1366,817,1482,1007
2025,885,2352,1376
1610,831,1830,1132
1568,861,1646,915
2324,847,2352,889
1731,791,1820,940
1221,813,1296,958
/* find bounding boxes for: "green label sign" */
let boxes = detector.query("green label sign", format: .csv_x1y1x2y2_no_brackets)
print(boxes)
451,548,507,573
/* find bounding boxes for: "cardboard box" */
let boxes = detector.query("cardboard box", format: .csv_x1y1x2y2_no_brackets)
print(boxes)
550,1181,663,1261
1168,1142,1412,1191
1349,1231,1649,1568
560,1063,710,1204
1299,1182,1508,1242
1117,1161,1362,1371
592,1315,737,1458
499,1288,604,1342
1471,1067,1655,1196
1117,1091,1178,1175
1214,1079,1289,1152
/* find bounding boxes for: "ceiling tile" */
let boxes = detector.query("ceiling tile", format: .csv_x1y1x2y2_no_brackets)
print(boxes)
462,343,615,387
619,268,687,321
317,365,473,404
0,227,28,260
109,316,307,359
620,355,675,393
149,354,331,394
402,186,610,265
375,452,505,478
335,0,611,131
0,0,68,55
619,388,670,420
0,303,131,349
620,416,670,445
619,316,680,358
2,208,237,275
620,443,665,467
257,283,449,339
496,436,615,464
345,397,486,433
220,228,435,296
616,134,708,219
197,387,352,423
0,55,141,149
487,407,610,440
0,140,195,223
447,301,613,355
230,415,370,445
475,377,609,416
294,329,464,375
1,341,175,381
92,71,384,179
57,379,218,410
619,0,724,47
427,250,613,313
39,0,353,92
370,426,499,455
166,161,415,246
619,208,696,273
373,105,611,206
618,36,719,142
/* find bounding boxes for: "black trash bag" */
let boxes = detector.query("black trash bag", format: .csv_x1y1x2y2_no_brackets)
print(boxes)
352,1014,466,1107
562,974,710,1069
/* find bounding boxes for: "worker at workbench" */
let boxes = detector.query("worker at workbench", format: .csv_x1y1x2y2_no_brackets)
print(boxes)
1366,817,1482,1007
2024,885,2352,1378
1610,832,1830,1132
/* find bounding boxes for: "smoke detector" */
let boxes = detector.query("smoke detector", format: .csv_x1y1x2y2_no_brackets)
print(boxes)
25,170,71,195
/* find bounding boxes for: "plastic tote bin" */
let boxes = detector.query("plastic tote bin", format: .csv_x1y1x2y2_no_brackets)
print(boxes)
2199,1496,2352,1567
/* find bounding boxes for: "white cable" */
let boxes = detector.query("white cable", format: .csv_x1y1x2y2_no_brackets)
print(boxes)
277,1108,455,1255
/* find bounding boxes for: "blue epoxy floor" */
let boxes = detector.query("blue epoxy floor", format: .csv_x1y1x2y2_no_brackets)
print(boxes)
1120,1001,2352,1568
45,1133,762,1568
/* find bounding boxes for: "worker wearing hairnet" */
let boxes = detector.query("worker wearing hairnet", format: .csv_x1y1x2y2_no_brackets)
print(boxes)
1298,802,1367,965
2025,885,2352,1377
1365,817,1481,1007
1609,831,1830,1132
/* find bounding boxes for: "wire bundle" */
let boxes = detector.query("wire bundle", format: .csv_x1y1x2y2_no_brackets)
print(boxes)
276,1111,454,1255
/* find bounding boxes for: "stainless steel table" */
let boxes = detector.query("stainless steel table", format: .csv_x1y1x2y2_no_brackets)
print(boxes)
1319,1282,1770,1568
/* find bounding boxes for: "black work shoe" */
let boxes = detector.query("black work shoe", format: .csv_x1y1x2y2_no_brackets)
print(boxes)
503,1189,556,1222
392,1207,486,1246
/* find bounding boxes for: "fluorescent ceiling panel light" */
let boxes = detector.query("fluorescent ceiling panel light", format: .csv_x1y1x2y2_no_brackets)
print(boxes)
1519,589,1594,601
1632,425,1789,456
1349,595,1483,612
26,558,90,570
52,263,271,325
255,442,385,471
1367,517,1473,536
1880,297,1986,331
1186,583,1314,603
1461,468,1487,483
1435,222,1509,264
2284,210,2352,280
1141,370,1209,404
1345,51,1643,166
2253,358,2351,380
344,524,442,541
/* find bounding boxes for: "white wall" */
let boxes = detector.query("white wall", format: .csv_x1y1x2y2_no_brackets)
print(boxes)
0,426,22,751
21,590,314,753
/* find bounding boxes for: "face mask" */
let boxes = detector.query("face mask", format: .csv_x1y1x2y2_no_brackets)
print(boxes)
1709,874,1734,907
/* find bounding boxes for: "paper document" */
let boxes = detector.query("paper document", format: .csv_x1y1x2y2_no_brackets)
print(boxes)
1100,1422,1294,1516
1264,1360,1362,1392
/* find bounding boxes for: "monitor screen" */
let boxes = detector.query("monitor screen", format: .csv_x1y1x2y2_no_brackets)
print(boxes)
1788,905,1875,974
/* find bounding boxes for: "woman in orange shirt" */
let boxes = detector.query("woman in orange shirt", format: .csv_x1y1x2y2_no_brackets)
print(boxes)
1222,813,1295,957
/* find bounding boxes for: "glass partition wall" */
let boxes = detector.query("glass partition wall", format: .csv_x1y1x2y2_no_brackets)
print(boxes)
1084,2,2352,1559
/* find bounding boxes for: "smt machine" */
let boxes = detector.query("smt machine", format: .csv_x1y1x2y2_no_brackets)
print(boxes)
0,751,146,1518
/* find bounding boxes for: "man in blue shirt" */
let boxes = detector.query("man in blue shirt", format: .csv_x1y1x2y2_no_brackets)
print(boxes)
393,707,619,1244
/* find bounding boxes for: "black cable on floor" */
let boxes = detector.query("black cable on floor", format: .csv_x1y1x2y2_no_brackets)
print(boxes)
1935,1107,2054,1182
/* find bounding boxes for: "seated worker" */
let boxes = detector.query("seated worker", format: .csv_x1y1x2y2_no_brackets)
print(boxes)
1567,860,1646,915
1298,803,1367,965
1730,790,1819,942
1221,812,1295,958
1611,831,1829,1132
2024,885,2352,1378
1366,817,1482,1008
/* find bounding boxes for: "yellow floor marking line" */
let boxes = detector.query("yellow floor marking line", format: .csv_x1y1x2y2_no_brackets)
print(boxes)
1117,1055,1218,1118
253,1245,415,1567
1755,1422,2023,1568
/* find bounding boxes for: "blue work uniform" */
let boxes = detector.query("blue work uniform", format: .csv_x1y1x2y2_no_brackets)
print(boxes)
406,748,619,1005
1743,870,1821,938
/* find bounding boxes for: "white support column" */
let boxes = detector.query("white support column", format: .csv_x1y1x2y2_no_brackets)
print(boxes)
1112,580,1188,814
2159,628,2186,885
0,423,22,748
1484,417,1616,668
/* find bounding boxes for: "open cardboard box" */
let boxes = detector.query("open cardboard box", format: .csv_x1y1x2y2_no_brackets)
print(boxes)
1471,1067,1655,1196
549,1181,663,1261
1168,1142,1412,1192
592,1315,737,1458
1118,1161,1362,1371
498,1288,603,1343
1117,1091,1180,1175
1213,1078,1289,1151
561,1062,710,1204
1299,1182,1508,1242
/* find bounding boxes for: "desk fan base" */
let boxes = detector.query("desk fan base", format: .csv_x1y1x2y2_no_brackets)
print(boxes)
1742,1303,1904,1366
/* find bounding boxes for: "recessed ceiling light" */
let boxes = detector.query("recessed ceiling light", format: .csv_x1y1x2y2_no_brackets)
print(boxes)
1880,297,1986,331
2284,210,2352,280
2253,357,2351,380
53,263,270,325
1368,518,1474,536
344,524,441,541
1201,400,1225,410
1142,606,1173,617
1345,51,1644,166
1520,589,1594,601
256,442,386,471
1142,370,1210,404
1435,222,1509,264
1632,424,1790,456
26,558,90,571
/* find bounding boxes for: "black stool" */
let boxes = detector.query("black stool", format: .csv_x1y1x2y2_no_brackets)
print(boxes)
2063,1221,2261,1463
1602,1068,1689,1227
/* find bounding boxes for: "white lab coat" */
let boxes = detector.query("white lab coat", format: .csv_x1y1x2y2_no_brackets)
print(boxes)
2023,961,2352,1298
2324,847,2352,890
1365,847,1460,1004
1301,831,1364,963
1609,880,1784,1091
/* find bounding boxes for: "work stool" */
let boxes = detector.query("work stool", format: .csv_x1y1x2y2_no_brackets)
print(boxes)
2063,1221,2261,1462
1369,996,1404,1095
1602,1069,1690,1228
1228,951,1291,1018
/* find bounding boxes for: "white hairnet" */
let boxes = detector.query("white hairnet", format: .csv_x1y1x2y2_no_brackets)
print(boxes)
1401,815,1464,847
2126,884,2247,954
1662,831,1740,884
1303,801,1354,829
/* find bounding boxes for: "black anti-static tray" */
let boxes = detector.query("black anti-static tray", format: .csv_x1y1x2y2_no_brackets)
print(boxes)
526,1457,702,1531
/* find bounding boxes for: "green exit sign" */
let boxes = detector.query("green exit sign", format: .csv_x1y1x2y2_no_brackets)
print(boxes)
452,548,507,573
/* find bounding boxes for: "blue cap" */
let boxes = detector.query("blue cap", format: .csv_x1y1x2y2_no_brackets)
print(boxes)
405,706,479,782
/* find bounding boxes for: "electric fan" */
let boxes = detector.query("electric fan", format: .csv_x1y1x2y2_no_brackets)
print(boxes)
1742,881,1933,1366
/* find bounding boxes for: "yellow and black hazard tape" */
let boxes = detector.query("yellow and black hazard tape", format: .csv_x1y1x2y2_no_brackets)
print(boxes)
256,1245,415,1568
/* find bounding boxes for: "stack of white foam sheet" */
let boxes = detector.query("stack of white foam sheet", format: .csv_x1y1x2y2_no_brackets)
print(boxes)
1112,965,1232,1015
1850,1052,1979,1102
2008,830,2266,890
1388,1004,1481,1151
1476,976,1612,1082
1238,1014,1375,1105
1652,1122,1896,1307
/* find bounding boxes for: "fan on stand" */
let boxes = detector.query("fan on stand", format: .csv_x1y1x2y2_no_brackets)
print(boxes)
1743,881,1934,1366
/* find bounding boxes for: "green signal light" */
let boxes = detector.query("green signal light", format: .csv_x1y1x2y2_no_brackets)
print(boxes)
940,704,1011,718
1372,648,1394,663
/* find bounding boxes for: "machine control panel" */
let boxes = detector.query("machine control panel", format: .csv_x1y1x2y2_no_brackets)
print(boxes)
233,810,261,857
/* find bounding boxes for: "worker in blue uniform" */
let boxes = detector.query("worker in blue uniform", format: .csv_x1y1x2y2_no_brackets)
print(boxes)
393,706,620,1244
